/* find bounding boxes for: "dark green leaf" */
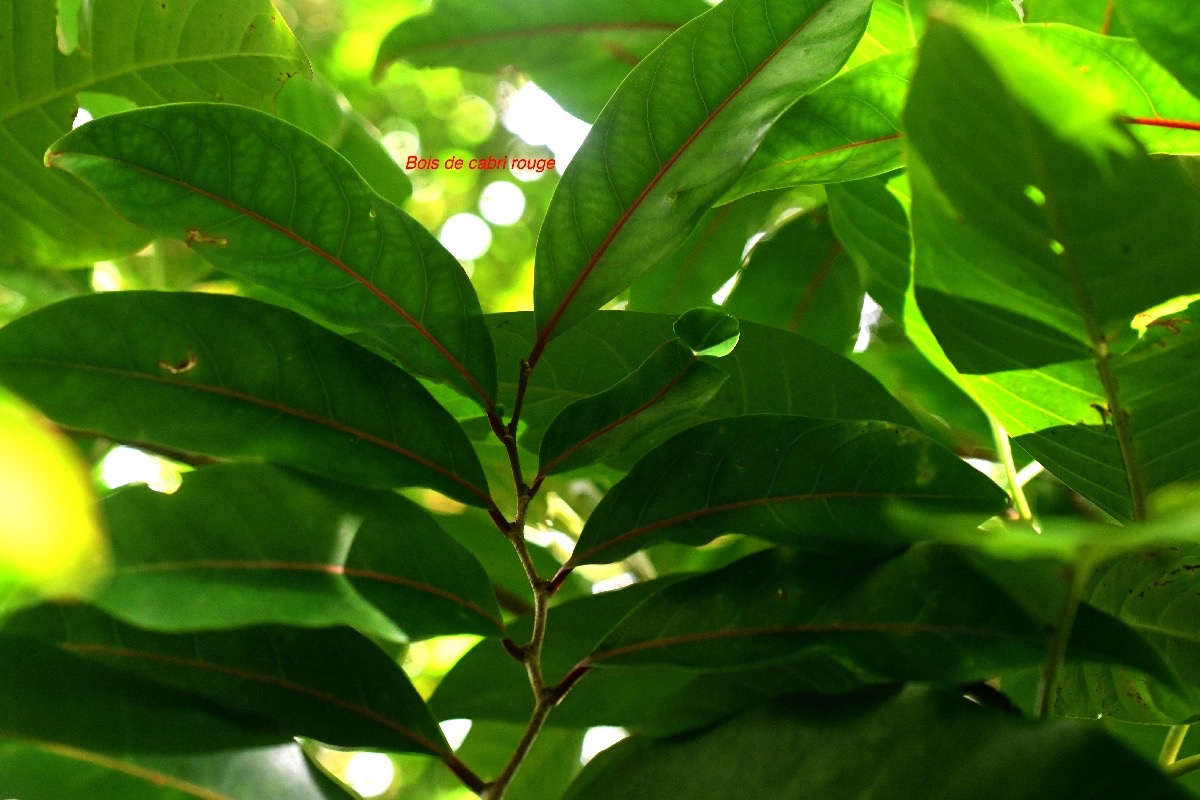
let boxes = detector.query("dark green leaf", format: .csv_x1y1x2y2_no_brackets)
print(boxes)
538,340,727,477
0,740,353,800
905,15,1200,520
431,577,691,728
569,415,1006,567
490,312,916,453
1,0,308,267
530,0,872,354
627,191,783,314
373,0,707,122
95,465,502,640
6,604,453,758
1115,0,1200,99
561,687,1191,800
723,208,864,352
0,292,492,507
671,308,740,357
589,545,1055,678
47,103,497,404
275,75,412,207
455,723,586,800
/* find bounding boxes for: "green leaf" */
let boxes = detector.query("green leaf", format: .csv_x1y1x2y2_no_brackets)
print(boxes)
846,0,1017,68
1024,0,1129,35
628,191,783,314
6,603,453,758
0,292,492,507
569,415,1006,567
561,687,1191,800
373,0,707,122
431,577,691,728
0,632,324,791
490,312,916,452
1115,0,1200,99
589,545,1056,678
275,75,412,207
530,0,872,355
1,0,308,267
905,15,1200,520
46,103,497,405
725,50,912,199
538,339,727,477
0,740,354,800
722,208,864,352
94,465,502,641
672,308,740,357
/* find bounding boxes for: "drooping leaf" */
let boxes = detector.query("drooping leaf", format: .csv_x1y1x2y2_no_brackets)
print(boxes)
6,604,453,759
0,385,106,612
431,577,691,728
722,208,864,351
537,339,727,477
0,292,492,507
724,50,912,199
905,14,1200,520
46,103,497,405
1114,0,1200,99
94,465,502,641
627,191,783,314
373,0,707,122
275,75,412,207
568,415,1006,567
1,0,308,267
561,687,1191,800
490,312,916,452
530,0,873,356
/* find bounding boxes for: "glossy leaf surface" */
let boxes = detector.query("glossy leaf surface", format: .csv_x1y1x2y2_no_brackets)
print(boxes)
531,0,873,353
1,0,308,267
569,415,1006,567
95,465,502,641
0,292,491,507
374,0,706,121
47,103,497,404
562,688,1190,800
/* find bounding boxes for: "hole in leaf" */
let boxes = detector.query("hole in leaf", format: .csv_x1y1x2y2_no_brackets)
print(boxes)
1024,185,1046,206
1049,239,1065,255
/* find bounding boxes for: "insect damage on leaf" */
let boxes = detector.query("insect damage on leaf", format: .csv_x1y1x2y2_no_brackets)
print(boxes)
158,349,198,375
184,229,230,246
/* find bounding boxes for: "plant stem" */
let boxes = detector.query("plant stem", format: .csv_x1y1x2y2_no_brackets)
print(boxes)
989,416,1033,521
478,357,561,800
1167,753,1200,778
1034,563,1086,720
1161,724,1191,766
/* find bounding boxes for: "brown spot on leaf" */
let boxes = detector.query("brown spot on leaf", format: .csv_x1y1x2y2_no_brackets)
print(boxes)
185,228,229,246
158,349,197,375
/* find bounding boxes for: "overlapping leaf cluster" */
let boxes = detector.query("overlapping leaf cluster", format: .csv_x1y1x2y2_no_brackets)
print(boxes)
3,0,1200,797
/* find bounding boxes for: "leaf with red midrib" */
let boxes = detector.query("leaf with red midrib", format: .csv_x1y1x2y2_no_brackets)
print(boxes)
529,0,874,363
94,464,504,642
46,103,497,408
567,415,1006,568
